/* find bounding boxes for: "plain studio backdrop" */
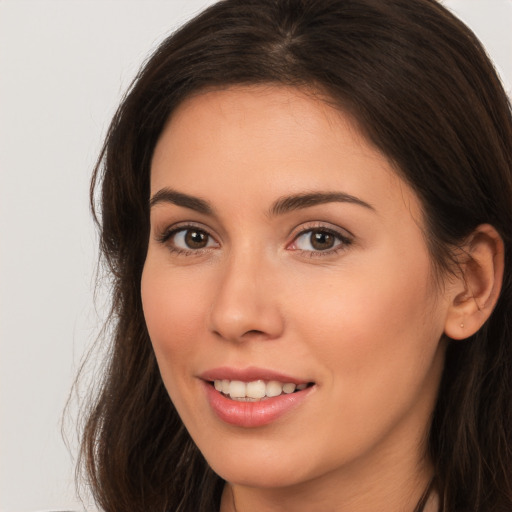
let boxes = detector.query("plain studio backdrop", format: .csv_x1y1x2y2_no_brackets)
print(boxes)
0,1,511,511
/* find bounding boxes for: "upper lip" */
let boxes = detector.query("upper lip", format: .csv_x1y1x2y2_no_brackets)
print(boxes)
198,366,311,385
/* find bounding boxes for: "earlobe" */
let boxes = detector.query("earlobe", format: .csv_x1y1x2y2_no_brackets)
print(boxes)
444,224,504,340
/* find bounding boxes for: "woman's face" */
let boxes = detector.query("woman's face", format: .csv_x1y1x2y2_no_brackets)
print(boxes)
142,86,449,491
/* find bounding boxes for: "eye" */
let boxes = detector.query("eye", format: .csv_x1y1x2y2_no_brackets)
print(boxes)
162,226,219,252
289,227,351,253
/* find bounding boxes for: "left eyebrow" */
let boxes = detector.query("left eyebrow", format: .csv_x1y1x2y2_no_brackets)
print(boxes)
268,191,375,217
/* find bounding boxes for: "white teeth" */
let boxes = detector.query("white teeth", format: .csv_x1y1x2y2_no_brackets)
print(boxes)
266,380,283,397
246,380,266,399
213,378,309,400
229,380,246,398
282,383,296,394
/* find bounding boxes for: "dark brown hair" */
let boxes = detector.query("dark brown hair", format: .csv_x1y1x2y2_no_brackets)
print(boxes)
81,0,512,510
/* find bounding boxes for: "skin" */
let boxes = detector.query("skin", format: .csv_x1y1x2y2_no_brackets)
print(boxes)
142,85,456,511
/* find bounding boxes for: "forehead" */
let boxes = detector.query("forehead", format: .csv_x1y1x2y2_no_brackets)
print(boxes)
150,85,422,222
153,85,370,170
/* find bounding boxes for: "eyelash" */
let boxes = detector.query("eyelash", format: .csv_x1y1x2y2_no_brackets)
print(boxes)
156,222,353,258
156,223,218,257
289,223,353,258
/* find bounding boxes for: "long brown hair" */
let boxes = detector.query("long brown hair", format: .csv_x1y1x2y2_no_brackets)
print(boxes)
81,0,512,510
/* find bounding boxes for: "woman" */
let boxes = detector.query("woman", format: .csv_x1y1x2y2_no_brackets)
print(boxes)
80,0,512,510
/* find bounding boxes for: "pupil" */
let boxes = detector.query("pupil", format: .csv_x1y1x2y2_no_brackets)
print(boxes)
185,230,208,248
311,231,334,250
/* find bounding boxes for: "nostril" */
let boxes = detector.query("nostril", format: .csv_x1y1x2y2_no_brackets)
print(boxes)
244,329,265,336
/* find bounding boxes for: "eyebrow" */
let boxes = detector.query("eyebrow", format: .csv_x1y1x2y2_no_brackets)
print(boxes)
149,187,375,216
149,188,213,215
268,191,375,216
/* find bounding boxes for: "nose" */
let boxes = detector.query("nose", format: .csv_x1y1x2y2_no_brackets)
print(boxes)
208,250,284,343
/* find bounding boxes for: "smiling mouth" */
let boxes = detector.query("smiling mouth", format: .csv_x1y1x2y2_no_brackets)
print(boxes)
210,379,314,402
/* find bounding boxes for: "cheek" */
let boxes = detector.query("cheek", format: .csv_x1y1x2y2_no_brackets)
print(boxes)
141,260,210,374
278,256,445,467
288,247,444,393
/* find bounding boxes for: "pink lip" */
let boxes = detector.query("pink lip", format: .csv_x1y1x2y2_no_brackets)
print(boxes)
199,366,314,428
199,366,310,385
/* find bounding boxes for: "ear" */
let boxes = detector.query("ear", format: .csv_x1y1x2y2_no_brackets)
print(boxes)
444,224,504,340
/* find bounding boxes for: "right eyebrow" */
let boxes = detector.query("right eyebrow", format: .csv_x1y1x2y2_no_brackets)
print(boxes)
149,188,214,216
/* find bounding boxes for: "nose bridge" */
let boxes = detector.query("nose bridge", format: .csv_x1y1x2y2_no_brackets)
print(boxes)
209,244,283,342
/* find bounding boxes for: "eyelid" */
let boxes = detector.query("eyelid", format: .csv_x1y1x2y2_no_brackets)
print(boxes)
287,222,354,254
156,222,220,254
156,221,214,240
288,221,353,242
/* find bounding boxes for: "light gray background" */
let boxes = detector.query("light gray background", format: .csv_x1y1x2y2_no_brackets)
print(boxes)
1,1,511,511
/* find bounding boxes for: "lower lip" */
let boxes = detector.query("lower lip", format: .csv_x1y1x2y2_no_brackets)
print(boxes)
203,381,314,428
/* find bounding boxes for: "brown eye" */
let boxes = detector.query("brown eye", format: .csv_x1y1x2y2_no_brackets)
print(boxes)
310,230,336,250
170,228,218,251
291,228,348,253
184,229,209,248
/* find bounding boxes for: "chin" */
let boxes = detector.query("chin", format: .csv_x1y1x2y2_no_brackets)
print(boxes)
211,459,306,489
195,434,331,489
